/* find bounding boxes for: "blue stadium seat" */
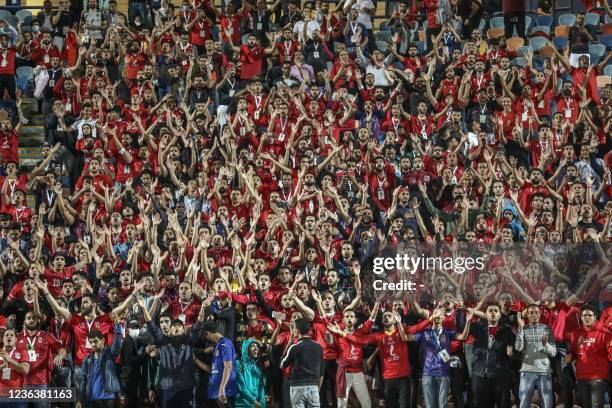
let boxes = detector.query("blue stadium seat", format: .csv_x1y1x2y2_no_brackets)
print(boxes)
513,57,527,67
15,9,31,23
584,12,600,26
529,36,547,51
517,46,533,56
552,36,568,49
0,10,12,20
589,43,606,57
375,31,393,43
536,15,553,27
416,41,426,55
558,14,576,26
604,64,612,77
490,17,504,29
375,41,387,52
379,24,391,32
531,25,551,36
601,34,612,48
590,54,600,65
4,15,18,29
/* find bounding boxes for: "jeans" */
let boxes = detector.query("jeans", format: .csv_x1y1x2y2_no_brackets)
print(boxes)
518,372,553,408
160,388,193,408
128,1,148,26
289,385,320,408
384,376,411,408
337,372,371,408
576,379,608,408
422,375,450,408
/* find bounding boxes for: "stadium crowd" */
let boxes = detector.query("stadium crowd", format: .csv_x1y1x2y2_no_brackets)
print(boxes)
0,0,609,407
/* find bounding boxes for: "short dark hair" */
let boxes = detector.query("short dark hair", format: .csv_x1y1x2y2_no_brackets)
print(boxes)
87,330,105,340
294,318,311,335
202,320,219,333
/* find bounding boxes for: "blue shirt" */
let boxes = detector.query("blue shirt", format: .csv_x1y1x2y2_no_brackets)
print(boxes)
208,337,237,399
89,355,117,401
415,328,457,377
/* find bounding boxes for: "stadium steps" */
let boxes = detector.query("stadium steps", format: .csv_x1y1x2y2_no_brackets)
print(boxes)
19,97,44,209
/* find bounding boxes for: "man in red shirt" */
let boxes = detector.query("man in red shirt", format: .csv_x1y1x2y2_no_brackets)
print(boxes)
0,329,31,392
16,311,65,387
0,34,16,99
566,305,612,408
44,252,87,297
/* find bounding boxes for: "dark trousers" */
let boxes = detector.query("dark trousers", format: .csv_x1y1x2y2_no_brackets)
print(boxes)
320,359,338,408
426,27,442,51
86,399,116,408
504,11,525,38
160,388,193,408
450,364,467,408
472,375,511,408
0,74,16,100
551,352,575,408
576,379,608,408
384,376,412,408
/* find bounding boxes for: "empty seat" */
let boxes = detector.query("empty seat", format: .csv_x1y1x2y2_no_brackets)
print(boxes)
16,66,34,81
600,34,612,47
4,15,18,29
490,16,504,29
416,41,426,54
604,64,612,77
531,25,551,36
590,54,601,65
596,75,611,87
514,57,527,67
379,24,391,32
0,10,12,20
536,15,553,27
552,36,568,49
601,23,612,35
555,25,570,37
589,43,606,57
558,14,576,26
506,37,525,51
529,36,548,51
487,28,505,39
375,31,393,43
584,12,600,26
375,41,387,52
517,45,533,55
15,9,32,23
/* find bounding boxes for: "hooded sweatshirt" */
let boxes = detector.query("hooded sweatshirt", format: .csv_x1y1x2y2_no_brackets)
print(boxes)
235,338,266,408
569,321,612,380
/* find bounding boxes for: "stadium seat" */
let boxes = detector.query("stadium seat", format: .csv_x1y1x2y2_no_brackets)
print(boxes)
558,14,576,27
22,15,32,26
604,64,612,77
602,23,612,35
375,31,393,43
536,15,553,27
530,25,551,36
590,54,601,65
241,34,249,45
379,23,391,32
529,36,547,51
478,19,486,31
375,41,387,52
513,57,527,67
490,17,504,29
555,25,570,37
589,43,606,57
416,41,426,54
517,45,533,55
596,75,611,87
600,34,612,48
15,66,35,94
552,36,568,49
539,46,555,58
487,28,505,39
0,10,12,20
506,37,525,51
5,15,18,29
15,9,32,23
584,12,600,26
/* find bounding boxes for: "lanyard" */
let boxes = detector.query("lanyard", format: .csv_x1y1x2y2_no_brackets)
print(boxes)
46,189,54,204
180,301,191,314
279,117,287,132
85,317,95,333
350,22,358,34
7,179,16,196
26,333,39,350
227,79,235,90
284,41,291,55
254,95,262,110
476,74,485,89
15,208,25,222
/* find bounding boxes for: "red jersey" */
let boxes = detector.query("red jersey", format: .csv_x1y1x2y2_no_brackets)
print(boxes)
333,319,373,372
169,300,201,327
16,331,62,385
0,348,28,388
44,266,76,297
67,314,114,366
0,48,16,75
0,130,19,164
569,323,612,380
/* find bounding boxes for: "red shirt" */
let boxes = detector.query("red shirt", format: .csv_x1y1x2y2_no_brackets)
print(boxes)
0,348,28,388
31,44,60,68
67,314,114,366
169,300,201,327
16,331,62,385
333,319,373,372
0,130,19,164
0,48,16,75
124,52,147,81
569,323,612,380
44,266,76,297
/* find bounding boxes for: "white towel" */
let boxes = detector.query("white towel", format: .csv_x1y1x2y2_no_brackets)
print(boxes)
34,67,49,99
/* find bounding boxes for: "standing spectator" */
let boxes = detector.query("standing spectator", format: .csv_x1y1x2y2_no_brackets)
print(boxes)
235,338,266,408
0,328,31,408
78,324,123,408
514,305,557,408
502,0,525,39
566,305,612,408
280,318,324,408
203,320,237,407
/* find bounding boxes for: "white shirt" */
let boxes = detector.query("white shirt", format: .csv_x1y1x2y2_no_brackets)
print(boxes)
347,0,375,30
293,20,321,42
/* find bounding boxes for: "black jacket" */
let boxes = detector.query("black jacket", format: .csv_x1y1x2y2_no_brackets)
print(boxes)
470,321,516,379
279,337,323,386
148,319,204,391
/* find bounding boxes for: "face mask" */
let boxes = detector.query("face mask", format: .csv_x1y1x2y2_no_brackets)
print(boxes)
32,26,40,33
128,328,140,338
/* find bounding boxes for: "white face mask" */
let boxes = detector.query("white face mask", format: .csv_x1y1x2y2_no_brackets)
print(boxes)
128,328,140,338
